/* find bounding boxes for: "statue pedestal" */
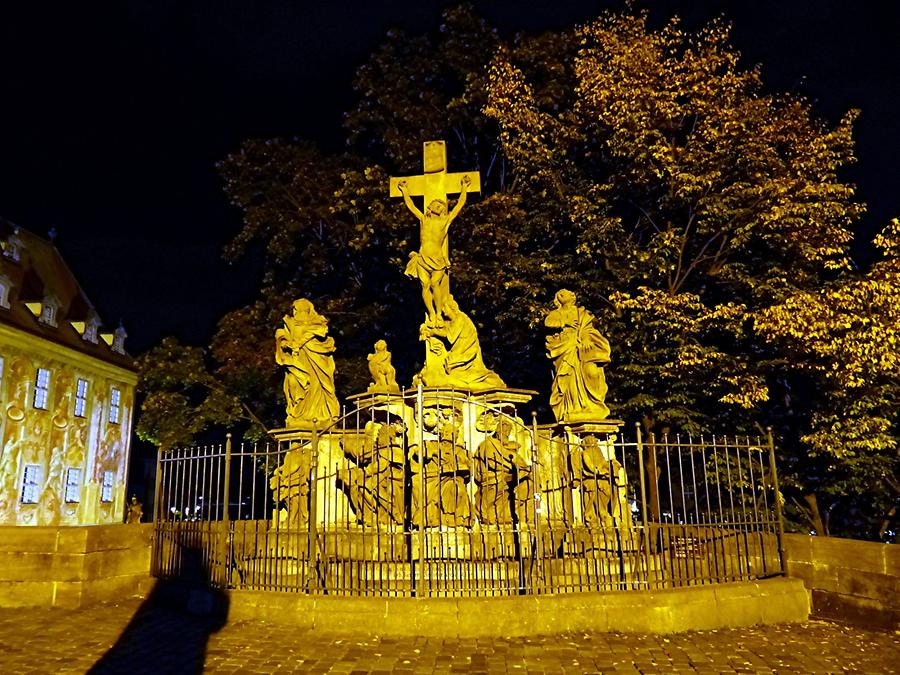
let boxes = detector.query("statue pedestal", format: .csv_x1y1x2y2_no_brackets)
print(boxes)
536,418,625,442
345,387,538,422
268,425,332,444
346,387,537,406
558,419,625,436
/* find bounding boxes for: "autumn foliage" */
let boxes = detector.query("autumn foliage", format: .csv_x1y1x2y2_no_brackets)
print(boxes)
137,6,898,539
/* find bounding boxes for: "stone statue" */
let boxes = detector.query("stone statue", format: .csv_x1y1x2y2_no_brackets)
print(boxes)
474,417,532,526
338,422,405,526
571,435,632,528
275,299,340,428
399,175,469,327
410,415,472,527
125,496,144,523
417,296,505,391
366,340,400,393
390,140,480,328
544,289,611,422
611,461,633,529
571,435,611,527
270,442,311,527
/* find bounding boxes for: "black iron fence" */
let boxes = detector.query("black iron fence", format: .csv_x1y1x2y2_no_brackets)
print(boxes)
152,391,784,596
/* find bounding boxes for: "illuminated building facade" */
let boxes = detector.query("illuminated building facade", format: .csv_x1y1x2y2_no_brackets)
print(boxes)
0,221,137,525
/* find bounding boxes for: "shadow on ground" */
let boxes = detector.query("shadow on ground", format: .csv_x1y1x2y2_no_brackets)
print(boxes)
89,580,228,674
90,533,230,675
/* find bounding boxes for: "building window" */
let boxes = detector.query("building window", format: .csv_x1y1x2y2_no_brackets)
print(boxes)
64,468,82,503
33,367,50,409
109,387,121,424
74,378,89,418
101,470,114,502
21,465,42,504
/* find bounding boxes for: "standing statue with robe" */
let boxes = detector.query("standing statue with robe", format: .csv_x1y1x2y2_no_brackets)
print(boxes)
544,289,611,422
275,299,340,428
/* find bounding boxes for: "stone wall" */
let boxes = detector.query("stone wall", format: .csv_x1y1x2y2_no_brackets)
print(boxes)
783,534,899,631
229,577,809,636
0,522,153,609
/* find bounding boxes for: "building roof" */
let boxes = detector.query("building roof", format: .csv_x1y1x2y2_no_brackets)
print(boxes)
0,218,136,372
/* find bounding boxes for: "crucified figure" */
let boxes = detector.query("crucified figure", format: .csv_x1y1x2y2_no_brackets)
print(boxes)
398,174,470,326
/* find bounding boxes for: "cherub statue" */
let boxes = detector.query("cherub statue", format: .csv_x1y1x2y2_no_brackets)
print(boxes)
367,339,400,393
275,299,340,428
398,175,470,327
545,289,611,422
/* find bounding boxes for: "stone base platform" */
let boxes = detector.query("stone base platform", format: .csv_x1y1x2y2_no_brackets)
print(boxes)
0,523,155,609
228,576,809,637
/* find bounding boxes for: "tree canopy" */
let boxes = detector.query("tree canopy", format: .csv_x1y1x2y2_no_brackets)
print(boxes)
137,5,897,540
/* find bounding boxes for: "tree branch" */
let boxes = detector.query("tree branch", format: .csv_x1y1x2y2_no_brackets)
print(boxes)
630,201,663,234
671,229,726,294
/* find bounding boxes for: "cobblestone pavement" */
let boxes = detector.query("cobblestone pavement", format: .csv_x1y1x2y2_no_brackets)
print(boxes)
0,595,898,674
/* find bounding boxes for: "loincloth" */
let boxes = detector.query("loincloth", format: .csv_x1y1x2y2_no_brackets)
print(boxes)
405,250,450,278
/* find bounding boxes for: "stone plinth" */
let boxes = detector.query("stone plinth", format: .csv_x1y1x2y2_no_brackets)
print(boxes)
0,523,154,609
560,418,625,435
228,577,809,636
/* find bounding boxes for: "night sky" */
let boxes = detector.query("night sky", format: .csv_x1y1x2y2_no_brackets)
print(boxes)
1,1,897,354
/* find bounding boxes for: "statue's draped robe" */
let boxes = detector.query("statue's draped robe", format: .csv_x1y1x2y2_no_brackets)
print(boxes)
441,311,506,390
574,443,614,526
410,438,471,527
474,433,533,526
474,436,513,525
545,306,610,421
276,319,340,427
340,428,405,526
270,444,311,526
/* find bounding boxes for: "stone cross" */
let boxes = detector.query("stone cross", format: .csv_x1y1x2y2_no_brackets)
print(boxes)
389,141,481,258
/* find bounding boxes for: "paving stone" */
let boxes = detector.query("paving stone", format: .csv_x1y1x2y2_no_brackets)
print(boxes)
0,598,899,673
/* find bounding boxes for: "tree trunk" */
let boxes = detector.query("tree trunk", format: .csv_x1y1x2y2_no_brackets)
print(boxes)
878,504,897,541
803,493,828,536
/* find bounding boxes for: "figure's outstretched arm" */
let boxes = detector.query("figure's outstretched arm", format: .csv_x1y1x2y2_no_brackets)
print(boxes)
446,175,470,225
398,180,424,221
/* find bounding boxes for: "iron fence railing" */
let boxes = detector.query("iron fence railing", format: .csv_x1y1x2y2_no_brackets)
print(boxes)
152,390,784,596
